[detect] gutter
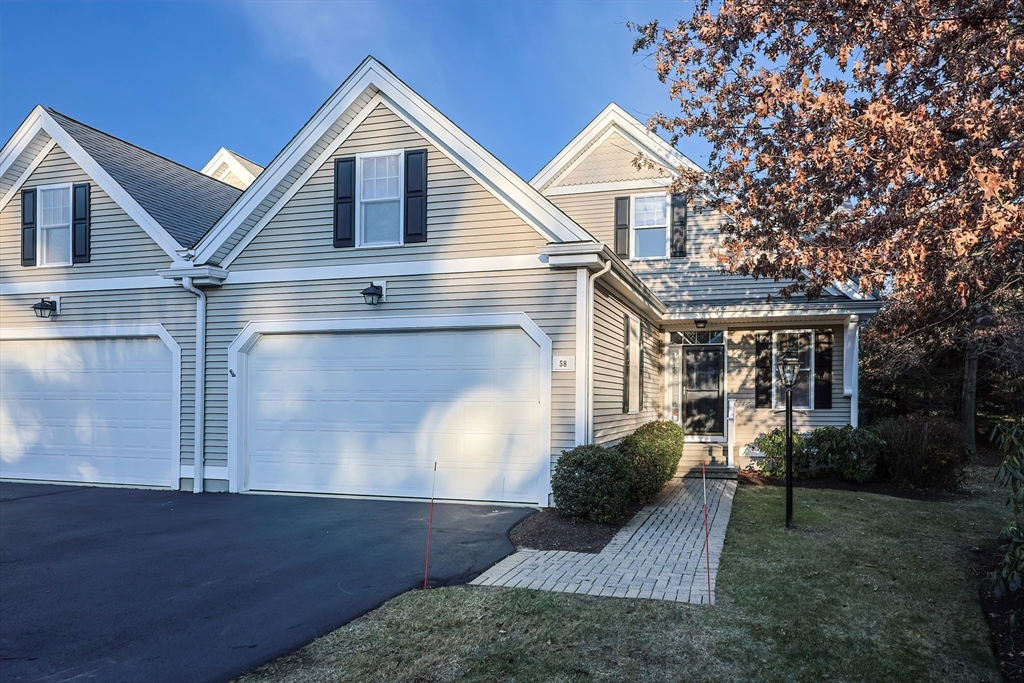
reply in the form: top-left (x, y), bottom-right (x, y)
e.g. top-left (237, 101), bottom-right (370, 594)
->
top-left (586, 260), bottom-right (612, 442)
top-left (180, 276), bottom-right (207, 493)
top-left (158, 265), bottom-right (226, 493)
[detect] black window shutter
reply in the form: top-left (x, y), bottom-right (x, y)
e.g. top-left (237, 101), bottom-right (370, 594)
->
top-left (72, 183), bottom-right (91, 263)
top-left (614, 196), bottom-right (630, 258)
top-left (21, 188), bottom-right (36, 266)
top-left (814, 330), bottom-right (834, 409)
top-left (755, 332), bottom-right (772, 408)
top-left (333, 157), bottom-right (356, 248)
top-left (670, 194), bottom-right (687, 257)
top-left (623, 314), bottom-right (631, 413)
top-left (638, 322), bottom-right (645, 410)
top-left (404, 149), bottom-right (427, 243)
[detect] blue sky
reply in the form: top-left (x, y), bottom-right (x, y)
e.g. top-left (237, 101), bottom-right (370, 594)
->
top-left (0, 1), bottom-right (707, 180)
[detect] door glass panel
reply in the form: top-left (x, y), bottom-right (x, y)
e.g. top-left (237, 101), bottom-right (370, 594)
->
top-left (684, 346), bottom-right (724, 435)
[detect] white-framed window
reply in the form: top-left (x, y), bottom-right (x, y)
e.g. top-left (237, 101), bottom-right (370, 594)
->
top-left (631, 193), bottom-right (669, 259)
top-left (356, 150), bottom-right (403, 247)
top-left (626, 314), bottom-right (642, 414)
top-left (37, 184), bottom-right (72, 267)
top-left (772, 330), bottom-right (814, 410)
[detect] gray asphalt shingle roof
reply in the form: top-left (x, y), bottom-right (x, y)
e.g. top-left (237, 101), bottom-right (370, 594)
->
top-left (47, 109), bottom-right (242, 249)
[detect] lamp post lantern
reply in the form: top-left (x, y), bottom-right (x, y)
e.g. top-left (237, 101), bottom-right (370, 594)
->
top-left (777, 349), bottom-right (801, 529)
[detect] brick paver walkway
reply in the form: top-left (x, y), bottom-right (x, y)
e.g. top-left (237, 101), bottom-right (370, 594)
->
top-left (471, 478), bottom-right (736, 604)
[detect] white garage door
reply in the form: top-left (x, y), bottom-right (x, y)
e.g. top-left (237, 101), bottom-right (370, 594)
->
top-left (0, 337), bottom-right (175, 487)
top-left (245, 327), bottom-right (544, 503)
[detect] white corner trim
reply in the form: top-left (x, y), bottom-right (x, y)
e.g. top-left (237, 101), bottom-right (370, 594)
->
top-left (0, 137), bottom-right (57, 212)
top-left (194, 57), bottom-right (595, 265)
top-left (531, 103), bottom-right (703, 191)
top-left (200, 148), bottom-right (259, 187)
top-left (225, 253), bottom-right (545, 286)
top-left (0, 323), bottom-right (183, 490)
top-left (225, 312), bottom-right (553, 505)
top-left (180, 464), bottom-right (229, 481)
top-left (0, 275), bottom-right (177, 296)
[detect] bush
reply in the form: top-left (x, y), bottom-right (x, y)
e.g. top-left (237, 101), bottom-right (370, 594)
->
top-left (618, 421), bottom-right (686, 503)
top-left (551, 445), bottom-right (632, 523)
top-left (805, 425), bottom-right (883, 484)
top-left (992, 422), bottom-right (1024, 605)
top-left (875, 415), bottom-right (970, 490)
top-left (751, 428), bottom-right (809, 478)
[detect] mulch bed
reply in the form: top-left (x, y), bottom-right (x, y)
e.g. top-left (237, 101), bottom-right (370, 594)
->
top-left (736, 469), bottom-right (971, 502)
top-left (509, 503), bottom-right (645, 554)
top-left (974, 544), bottom-right (1024, 682)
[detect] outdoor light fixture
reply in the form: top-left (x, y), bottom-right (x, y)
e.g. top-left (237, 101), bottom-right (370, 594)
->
top-left (776, 348), bottom-right (800, 529)
top-left (361, 283), bottom-right (384, 306)
top-left (31, 298), bottom-right (59, 320)
top-left (694, 319), bottom-right (708, 329)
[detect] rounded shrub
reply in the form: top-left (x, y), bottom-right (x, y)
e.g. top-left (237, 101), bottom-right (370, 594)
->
top-left (752, 427), bottom-right (809, 478)
top-left (874, 415), bottom-right (970, 490)
top-left (551, 445), bottom-right (632, 523)
top-left (618, 420), bottom-right (685, 503)
top-left (804, 425), bottom-right (883, 484)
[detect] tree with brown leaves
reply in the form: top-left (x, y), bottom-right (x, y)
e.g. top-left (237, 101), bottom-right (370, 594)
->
top-left (632, 0), bottom-right (1023, 452)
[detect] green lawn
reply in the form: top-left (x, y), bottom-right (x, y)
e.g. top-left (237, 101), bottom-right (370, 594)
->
top-left (238, 466), bottom-right (1009, 682)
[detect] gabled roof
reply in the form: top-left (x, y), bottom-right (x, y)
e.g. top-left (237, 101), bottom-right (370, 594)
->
top-left (0, 107), bottom-right (243, 259)
top-left (201, 147), bottom-right (263, 190)
top-left (531, 103), bottom-right (704, 193)
top-left (193, 56), bottom-right (597, 266)
top-left (47, 110), bottom-right (243, 249)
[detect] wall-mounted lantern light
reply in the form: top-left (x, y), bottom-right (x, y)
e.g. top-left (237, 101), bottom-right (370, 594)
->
top-left (31, 297), bottom-right (60, 320)
top-left (361, 282), bottom-right (385, 306)
top-left (694, 319), bottom-right (708, 329)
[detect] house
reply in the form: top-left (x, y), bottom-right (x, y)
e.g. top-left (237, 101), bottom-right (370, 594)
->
top-left (0, 57), bottom-right (879, 505)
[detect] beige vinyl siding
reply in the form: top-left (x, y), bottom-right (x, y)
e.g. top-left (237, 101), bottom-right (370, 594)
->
top-left (210, 86), bottom-right (379, 264)
top-left (201, 268), bottom-right (579, 475)
top-left (230, 102), bottom-right (545, 269)
top-left (549, 187), bottom-right (799, 307)
top-left (675, 324), bottom-right (851, 473)
top-left (0, 144), bottom-right (173, 283)
top-left (592, 281), bottom-right (662, 445)
top-left (554, 132), bottom-right (668, 188)
top-left (0, 287), bottom-right (198, 471)
top-left (1, 130), bottom-right (52, 199)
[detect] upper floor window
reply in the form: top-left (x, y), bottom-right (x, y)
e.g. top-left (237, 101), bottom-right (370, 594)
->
top-left (38, 185), bottom-right (72, 266)
top-left (358, 151), bottom-right (403, 247)
top-left (631, 194), bottom-right (668, 259)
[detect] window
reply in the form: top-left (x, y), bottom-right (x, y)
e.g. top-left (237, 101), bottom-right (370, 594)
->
top-left (626, 315), bottom-right (642, 413)
top-left (668, 331), bottom-right (725, 436)
top-left (37, 185), bottom-right (72, 266)
top-left (631, 194), bottom-right (668, 259)
top-left (772, 331), bottom-right (814, 409)
top-left (357, 151), bottom-right (402, 246)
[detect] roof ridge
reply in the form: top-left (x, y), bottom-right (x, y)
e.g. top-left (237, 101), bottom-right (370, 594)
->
top-left (223, 148), bottom-right (263, 169)
top-left (45, 107), bottom-right (242, 191)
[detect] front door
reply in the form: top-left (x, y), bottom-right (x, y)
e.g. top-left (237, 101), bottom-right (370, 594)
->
top-left (667, 331), bottom-right (726, 438)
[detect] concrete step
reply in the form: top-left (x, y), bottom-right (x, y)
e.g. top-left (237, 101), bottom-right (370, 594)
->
top-left (679, 465), bottom-right (738, 480)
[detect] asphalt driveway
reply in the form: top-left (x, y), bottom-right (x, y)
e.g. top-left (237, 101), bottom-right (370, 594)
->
top-left (0, 482), bottom-right (531, 683)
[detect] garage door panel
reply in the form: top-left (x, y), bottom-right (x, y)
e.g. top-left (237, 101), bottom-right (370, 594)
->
top-left (0, 337), bottom-right (174, 487)
top-left (246, 328), bottom-right (544, 503)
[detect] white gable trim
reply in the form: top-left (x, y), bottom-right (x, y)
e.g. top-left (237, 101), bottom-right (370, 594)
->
top-left (193, 57), bottom-right (594, 265)
top-left (0, 138), bottom-right (56, 211)
top-left (546, 126), bottom-right (672, 191)
top-left (531, 103), bottom-right (703, 191)
top-left (0, 107), bottom-right (187, 264)
top-left (200, 148), bottom-right (259, 188)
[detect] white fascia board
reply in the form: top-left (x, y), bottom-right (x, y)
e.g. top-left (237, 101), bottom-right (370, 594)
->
top-left (200, 148), bottom-right (258, 186)
top-left (0, 108), bottom-right (187, 265)
top-left (157, 265), bottom-right (229, 287)
top-left (194, 57), bottom-right (594, 265)
top-left (543, 178), bottom-right (673, 197)
top-left (531, 103), bottom-right (704, 191)
top-left (0, 138), bottom-right (56, 211)
top-left (0, 275), bottom-right (177, 295)
top-left (662, 301), bottom-right (881, 321)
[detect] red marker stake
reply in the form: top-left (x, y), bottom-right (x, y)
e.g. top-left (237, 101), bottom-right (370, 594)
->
top-left (424, 461), bottom-right (437, 590)
top-left (702, 460), bottom-right (713, 609)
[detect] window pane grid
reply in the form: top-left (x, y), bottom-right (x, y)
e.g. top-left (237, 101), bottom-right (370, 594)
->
top-left (358, 153), bottom-right (402, 246)
top-left (633, 196), bottom-right (666, 228)
top-left (39, 187), bottom-right (71, 228)
top-left (37, 187), bottom-right (72, 265)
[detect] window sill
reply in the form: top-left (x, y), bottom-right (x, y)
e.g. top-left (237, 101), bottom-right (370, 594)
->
top-left (354, 242), bottom-right (404, 250)
top-left (684, 435), bottom-right (726, 443)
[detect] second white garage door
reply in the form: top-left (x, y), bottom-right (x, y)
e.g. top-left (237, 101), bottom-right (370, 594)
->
top-left (245, 327), bottom-right (544, 503)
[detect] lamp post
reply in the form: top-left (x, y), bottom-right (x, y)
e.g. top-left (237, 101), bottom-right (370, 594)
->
top-left (777, 349), bottom-right (800, 529)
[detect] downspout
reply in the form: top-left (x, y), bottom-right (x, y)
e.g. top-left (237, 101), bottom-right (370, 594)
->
top-left (586, 259), bottom-right (613, 443)
top-left (181, 276), bottom-right (206, 493)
